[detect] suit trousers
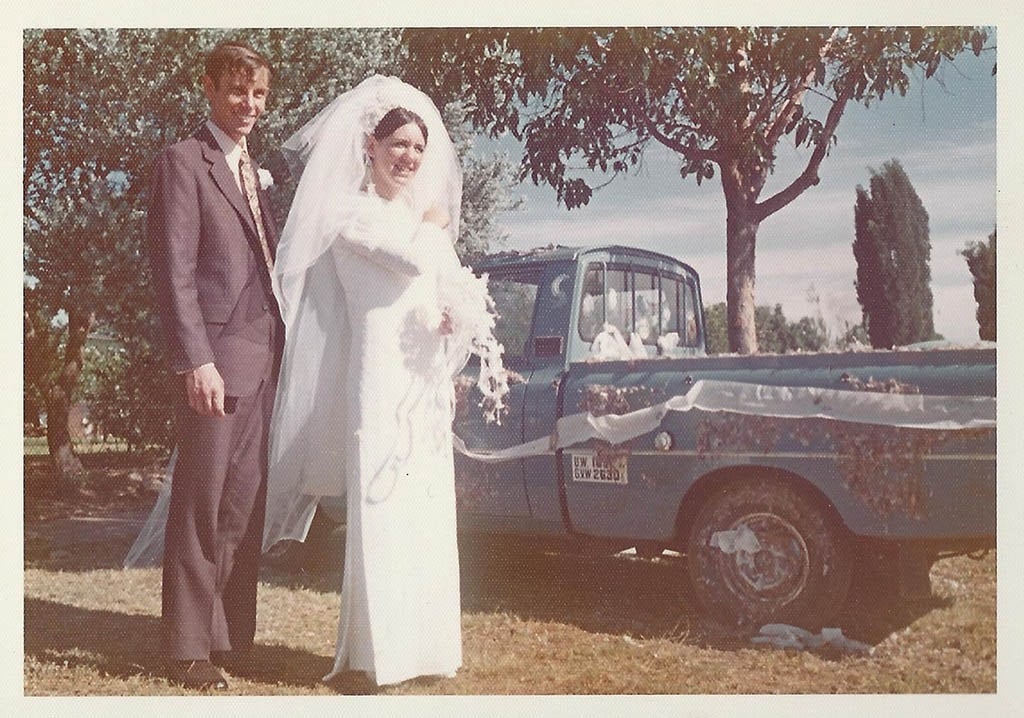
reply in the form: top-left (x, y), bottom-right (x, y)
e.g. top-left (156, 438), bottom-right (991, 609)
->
top-left (161, 376), bottom-right (275, 660)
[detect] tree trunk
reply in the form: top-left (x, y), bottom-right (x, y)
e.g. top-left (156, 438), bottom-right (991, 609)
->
top-left (23, 308), bottom-right (47, 430)
top-left (46, 307), bottom-right (93, 484)
top-left (722, 163), bottom-right (762, 355)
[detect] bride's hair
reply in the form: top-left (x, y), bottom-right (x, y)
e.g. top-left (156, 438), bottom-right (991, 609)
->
top-left (373, 107), bottom-right (429, 143)
top-left (276, 75), bottom-right (462, 282)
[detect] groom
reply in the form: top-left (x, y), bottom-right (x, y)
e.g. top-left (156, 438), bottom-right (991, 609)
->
top-left (148, 41), bottom-right (283, 690)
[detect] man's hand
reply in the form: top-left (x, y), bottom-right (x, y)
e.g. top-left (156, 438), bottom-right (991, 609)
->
top-left (185, 363), bottom-right (226, 417)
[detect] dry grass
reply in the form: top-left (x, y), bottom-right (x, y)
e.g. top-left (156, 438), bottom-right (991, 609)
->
top-left (23, 454), bottom-right (997, 696)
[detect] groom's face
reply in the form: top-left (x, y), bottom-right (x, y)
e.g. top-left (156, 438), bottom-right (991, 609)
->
top-left (203, 66), bottom-right (270, 145)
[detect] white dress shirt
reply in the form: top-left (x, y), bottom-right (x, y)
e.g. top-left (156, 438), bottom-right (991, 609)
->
top-left (206, 119), bottom-right (246, 194)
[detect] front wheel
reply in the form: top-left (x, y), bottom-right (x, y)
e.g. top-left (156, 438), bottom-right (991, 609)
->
top-left (686, 477), bottom-right (852, 629)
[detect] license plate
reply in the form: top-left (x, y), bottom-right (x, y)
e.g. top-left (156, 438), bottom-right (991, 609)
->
top-left (570, 452), bottom-right (628, 485)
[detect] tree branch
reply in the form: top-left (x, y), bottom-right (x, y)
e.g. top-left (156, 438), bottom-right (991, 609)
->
top-left (764, 28), bottom-right (841, 149)
top-left (754, 83), bottom-right (852, 222)
top-left (748, 78), bottom-right (786, 139)
top-left (642, 113), bottom-right (718, 163)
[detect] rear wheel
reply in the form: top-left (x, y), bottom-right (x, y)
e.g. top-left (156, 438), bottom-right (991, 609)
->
top-left (686, 477), bottom-right (852, 629)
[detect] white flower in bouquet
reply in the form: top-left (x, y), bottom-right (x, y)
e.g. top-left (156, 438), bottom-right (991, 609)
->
top-left (438, 266), bottom-right (512, 424)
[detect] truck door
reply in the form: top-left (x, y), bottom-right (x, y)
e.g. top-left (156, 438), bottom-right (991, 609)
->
top-left (452, 265), bottom-right (548, 530)
top-left (562, 261), bottom-right (705, 539)
top-left (520, 262), bottom-right (577, 527)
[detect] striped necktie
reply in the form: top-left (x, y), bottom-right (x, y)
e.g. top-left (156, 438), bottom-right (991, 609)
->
top-left (239, 147), bottom-right (274, 272)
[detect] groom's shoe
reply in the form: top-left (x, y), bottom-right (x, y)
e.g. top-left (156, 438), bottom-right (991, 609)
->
top-left (211, 648), bottom-right (256, 677)
top-left (167, 659), bottom-right (229, 690)
top-left (213, 648), bottom-right (286, 679)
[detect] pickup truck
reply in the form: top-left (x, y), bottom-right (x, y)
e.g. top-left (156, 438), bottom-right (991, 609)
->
top-left (446, 244), bottom-right (996, 629)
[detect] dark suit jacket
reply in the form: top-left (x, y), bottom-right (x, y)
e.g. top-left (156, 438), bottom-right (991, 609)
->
top-left (148, 125), bottom-right (283, 397)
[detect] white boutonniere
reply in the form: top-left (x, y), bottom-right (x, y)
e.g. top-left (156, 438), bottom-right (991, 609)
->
top-left (257, 167), bottom-right (274, 190)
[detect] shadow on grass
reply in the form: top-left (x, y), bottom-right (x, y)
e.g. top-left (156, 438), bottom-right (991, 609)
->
top-left (835, 577), bottom-right (953, 646)
top-left (266, 527), bottom-right (951, 650)
top-left (26, 466), bottom-right (954, 661)
top-left (456, 536), bottom-right (954, 651)
top-left (28, 509), bottom-right (954, 659)
top-left (460, 541), bottom-right (711, 637)
top-left (26, 516), bottom-right (153, 573)
top-left (143, 521), bottom-right (959, 654)
top-left (23, 597), bottom-right (353, 693)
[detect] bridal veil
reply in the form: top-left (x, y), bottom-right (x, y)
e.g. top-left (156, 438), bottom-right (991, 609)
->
top-left (262, 75), bottom-right (464, 550)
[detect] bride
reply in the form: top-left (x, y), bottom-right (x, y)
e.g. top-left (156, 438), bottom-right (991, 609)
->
top-left (262, 75), bottom-right (497, 686)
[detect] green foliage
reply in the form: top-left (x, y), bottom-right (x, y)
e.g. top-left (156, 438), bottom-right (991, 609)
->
top-left (406, 27), bottom-right (988, 211)
top-left (442, 101), bottom-right (522, 257)
top-left (852, 159), bottom-right (936, 349)
top-left (704, 302), bottom-right (830, 355)
top-left (25, 29), bottom-right (219, 456)
top-left (23, 286), bottom-right (62, 429)
top-left (24, 28), bottom-right (520, 451)
top-left (78, 337), bottom-right (176, 451)
top-left (703, 302), bottom-right (729, 355)
top-left (833, 321), bottom-right (871, 351)
top-left (405, 26), bottom-right (990, 353)
top-left (962, 228), bottom-right (996, 341)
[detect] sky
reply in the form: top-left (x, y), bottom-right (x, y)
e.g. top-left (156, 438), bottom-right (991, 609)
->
top-left (482, 41), bottom-right (996, 345)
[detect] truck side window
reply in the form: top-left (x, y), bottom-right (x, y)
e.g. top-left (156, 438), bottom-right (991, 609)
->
top-left (655, 272), bottom-right (701, 352)
top-left (682, 278), bottom-right (699, 346)
top-left (605, 267), bottom-right (631, 339)
top-left (665, 274), bottom-right (682, 339)
top-left (578, 263), bottom-right (605, 341)
top-left (578, 262), bottom-right (700, 354)
top-left (634, 269), bottom-right (661, 346)
top-left (488, 273), bottom-right (541, 361)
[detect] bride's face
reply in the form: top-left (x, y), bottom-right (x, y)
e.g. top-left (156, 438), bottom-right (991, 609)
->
top-left (367, 122), bottom-right (427, 200)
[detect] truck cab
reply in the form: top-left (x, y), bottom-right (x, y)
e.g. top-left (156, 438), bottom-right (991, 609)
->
top-left (452, 245), bottom-right (996, 629)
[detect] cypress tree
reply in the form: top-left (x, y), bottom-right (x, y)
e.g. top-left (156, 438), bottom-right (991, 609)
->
top-left (852, 160), bottom-right (935, 348)
top-left (962, 228), bottom-right (996, 341)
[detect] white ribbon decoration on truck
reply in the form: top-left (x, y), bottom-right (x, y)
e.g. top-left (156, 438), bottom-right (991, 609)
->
top-left (126, 378), bottom-right (994, 567)
top-left (452, 378), bottom-right (996, 464)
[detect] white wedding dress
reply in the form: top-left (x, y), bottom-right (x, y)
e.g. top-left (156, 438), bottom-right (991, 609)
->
top-left (313, 192), bottom-right (463, 684)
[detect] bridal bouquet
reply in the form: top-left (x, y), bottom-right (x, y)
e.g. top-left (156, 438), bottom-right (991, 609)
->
top-left (436, 265), bottom-right (512, 424)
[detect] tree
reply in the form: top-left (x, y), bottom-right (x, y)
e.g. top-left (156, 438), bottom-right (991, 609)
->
top-left (24, 28), bottom-right (519, 483)
top-left (26, 31), bottom-right (196, 476)
top-left (834, 320), bottom-right (871, 351)
top-left (852, 159), bottom-right (935, 348)
top-left (962, 228), bottom-right (995, 341)
top-left (704, 302), bottom-right (829, 355)
top-left (404, 26), bottom-right (990, 353)
top-left (23, 285), bottom-right (62, 432)
top-left (439, 101), bottom-right (522, 257)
